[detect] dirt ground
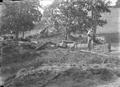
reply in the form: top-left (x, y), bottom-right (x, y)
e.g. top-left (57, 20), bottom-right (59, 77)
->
top-left (1, 47), bottom-right (120, 87)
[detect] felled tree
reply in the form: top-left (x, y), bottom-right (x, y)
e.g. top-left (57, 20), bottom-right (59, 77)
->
top-left (1, 0), bottom-right (42, 40)
top-left (49, 0), bottom-right (110, 40)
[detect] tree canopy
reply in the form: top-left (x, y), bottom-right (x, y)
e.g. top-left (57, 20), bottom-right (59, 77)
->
top-left (44, 0), bottom-right (110, 40)
top-left (0, 0), bottom-right (42, 39)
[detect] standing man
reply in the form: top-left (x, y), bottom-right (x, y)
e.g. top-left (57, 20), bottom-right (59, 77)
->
top-left (87, 29), bottom-right (95, 51)
top-left (108, 42), bottom-right (111, 52)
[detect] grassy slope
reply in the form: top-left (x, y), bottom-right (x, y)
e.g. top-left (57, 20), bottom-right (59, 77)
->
top-left (3, 49), bottom-right (120, 87)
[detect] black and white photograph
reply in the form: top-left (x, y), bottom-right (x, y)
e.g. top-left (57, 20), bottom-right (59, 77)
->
top-left (0, 0), bottom-right (120, 87)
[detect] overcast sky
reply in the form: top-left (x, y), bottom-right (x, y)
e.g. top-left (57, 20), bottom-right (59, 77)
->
top-left (40, 0), bottom-right (118, 7)
top-left (38, 0), bottom-right (118, 14)
top-left (106, 0), bottom-right (118, 6)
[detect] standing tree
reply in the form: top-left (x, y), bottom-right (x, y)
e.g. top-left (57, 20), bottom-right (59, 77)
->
top-left (40, 0), bottom-right (62, 37)
top-left (47, 0), bottom-right (110, 41)
top-left (0, 0), bottom-right (42, 40)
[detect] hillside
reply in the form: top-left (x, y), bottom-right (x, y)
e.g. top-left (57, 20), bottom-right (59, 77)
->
top-left (2, 48), bottom-right (120, 87)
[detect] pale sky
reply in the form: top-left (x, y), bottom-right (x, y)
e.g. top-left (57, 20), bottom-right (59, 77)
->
top-left (39, 0), bottom-right (118, 14)
top-left (40, 0), bottom-right (54, 7)
top-left (40, 0), bottom-right (118, 7)
top-left (105, 0), bottom-right (118, 6)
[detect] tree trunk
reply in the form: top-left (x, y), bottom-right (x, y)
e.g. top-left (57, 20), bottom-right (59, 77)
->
top-left (88, 38), bottom-right (92, 51)
top-left (65, 28), bottom-right (68, 40)
top-left (92, 5), bottom-right (97, 37)
top-left (65, 33), bottom-right (67, 40)
top-left (22, 32), bottom-right (25, 38)
top-left (15, 31), bottom-right (19, 45)
top-left (87, 8), bottom-right (97, 51)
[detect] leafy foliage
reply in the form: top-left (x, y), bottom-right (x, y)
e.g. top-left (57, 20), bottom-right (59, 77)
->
top-left (0, 0), bottom-right (42, 39)
top-left (44, 0), bottom-right (110, 40)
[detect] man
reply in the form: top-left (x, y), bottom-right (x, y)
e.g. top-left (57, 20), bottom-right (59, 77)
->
top-left (87, 29), bottom-right (95, 51)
